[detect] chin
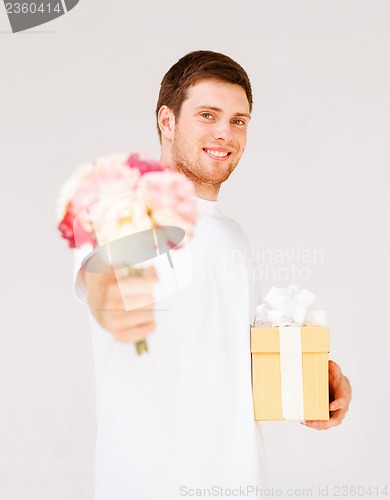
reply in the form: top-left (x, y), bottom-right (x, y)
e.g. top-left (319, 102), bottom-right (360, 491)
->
top-left (201, 170), bottom-right (234, 185)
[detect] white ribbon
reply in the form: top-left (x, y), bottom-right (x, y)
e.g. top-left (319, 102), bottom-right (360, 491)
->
top-left (254, 285), bottom-right (327, 327)
top-left (279, 326), bottom-right (305, 420)
top-left (254, 286), bottom-right (328, 420)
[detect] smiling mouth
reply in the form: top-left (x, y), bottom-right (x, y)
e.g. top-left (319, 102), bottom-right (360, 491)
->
top-left (203, 149), bottom-right (232, 160)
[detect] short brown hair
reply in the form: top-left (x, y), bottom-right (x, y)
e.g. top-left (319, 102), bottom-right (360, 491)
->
top-left (155, 50), bottom-right (253, 142)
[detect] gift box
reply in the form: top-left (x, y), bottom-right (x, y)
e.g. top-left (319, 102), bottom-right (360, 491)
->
top-left (251, 286), bottom-right (330, 421)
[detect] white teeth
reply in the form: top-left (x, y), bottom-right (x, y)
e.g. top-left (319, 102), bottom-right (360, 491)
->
top-left (206, 149), bottom-right (229, 157)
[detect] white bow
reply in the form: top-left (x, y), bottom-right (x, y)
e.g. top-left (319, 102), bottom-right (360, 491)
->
top-left (255, 285), bottom-right (327, 326)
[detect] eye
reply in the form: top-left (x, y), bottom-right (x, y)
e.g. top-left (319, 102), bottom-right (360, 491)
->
top-left (200, 112), bottom-right (213, 120)
top-left (232, 118), bottom-right (246, 126)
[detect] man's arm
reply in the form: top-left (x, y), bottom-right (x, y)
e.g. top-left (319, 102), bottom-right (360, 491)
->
top-left (301, 360), bottom-right (352, 430)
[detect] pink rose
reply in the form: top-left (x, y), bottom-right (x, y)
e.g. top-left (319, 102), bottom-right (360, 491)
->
top-left (140, 171), bottom-right (198, 238)
top-left (58, 207), bottom-right (94, 248)
top-left (126, 153), bottom-right (167, 175)
top-left (71, 164), bottom-right (140, 216)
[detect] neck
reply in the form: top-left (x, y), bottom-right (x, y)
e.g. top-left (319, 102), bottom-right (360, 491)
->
top-left (193, 183), bottom-right (220, 201)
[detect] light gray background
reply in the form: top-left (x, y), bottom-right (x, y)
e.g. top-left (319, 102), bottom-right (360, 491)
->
top-left (1, 1), bottom-right (389, 499)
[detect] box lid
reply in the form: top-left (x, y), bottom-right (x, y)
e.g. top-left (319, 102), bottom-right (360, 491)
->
top-left (250, 326), bottom-right (330, 353)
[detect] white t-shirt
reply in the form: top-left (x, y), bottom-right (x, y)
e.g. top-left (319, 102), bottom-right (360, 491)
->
top-left (74, 197), bottom-right (269, 500)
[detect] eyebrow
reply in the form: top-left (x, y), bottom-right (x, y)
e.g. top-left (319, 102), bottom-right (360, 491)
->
top-left (195, 106), bottom-right (251, 119)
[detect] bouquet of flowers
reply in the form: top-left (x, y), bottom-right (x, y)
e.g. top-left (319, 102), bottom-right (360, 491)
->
top-left (57, 153), bottom-right (198, 354)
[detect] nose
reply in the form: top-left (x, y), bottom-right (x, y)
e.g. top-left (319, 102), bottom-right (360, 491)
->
top-left (212, 120), bottom-right (234, 143)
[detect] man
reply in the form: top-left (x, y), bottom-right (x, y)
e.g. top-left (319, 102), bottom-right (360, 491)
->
top-left (75, 50), bottom-right (351, 499)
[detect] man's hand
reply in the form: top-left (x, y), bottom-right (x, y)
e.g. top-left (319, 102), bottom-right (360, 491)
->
top-left (80, 266), bottom-right (159, 344)
top-left (301, 360), bottom-right (352, 430)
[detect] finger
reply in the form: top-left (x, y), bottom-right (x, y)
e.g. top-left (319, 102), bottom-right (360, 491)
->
top-left (300, 419), bottom-right (334, 430)
top-left (90, 286), bottom-right (152, 312)
top-left (329, 408), bottom-right (347, 424)
top-left (94, 293), bottom-right (155, 312)
top-left (301, 407), bottom-right (347, 430)
top-left (328, 359), bottom-right (341, 373)
top-left (115, 273), bottom-right (157, 295)
top-left (300, 420), bottom-right (329, 430)
top-left (98, 302), bottom-right (154, 335)
top-left (116, 282), bottom-right (156, 309)
top-left (329, 397), bottom-right (348, 412)
top-left (112, 308), bottom-right (154, 331)
top-left (122, 293), bottom-right (156, 310)
top-left (330, 376), bottom-right (352, 405)
top-left (114, 322), bottom-right (155, 343)
top-left (88, 285), bottom-right (124, 311)
top-left (328, 360), bottom-right (342, 384)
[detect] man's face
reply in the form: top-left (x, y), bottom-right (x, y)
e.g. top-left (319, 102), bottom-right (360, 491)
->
top-left (170, 78), bottom-right (251, 189)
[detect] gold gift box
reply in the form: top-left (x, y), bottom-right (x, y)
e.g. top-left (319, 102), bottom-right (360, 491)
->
top-left (250, 325), bottom-right (330, 421)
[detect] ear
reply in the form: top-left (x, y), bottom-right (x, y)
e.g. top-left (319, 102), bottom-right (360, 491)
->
top-left (158, 105), bottom-right (175, 141)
